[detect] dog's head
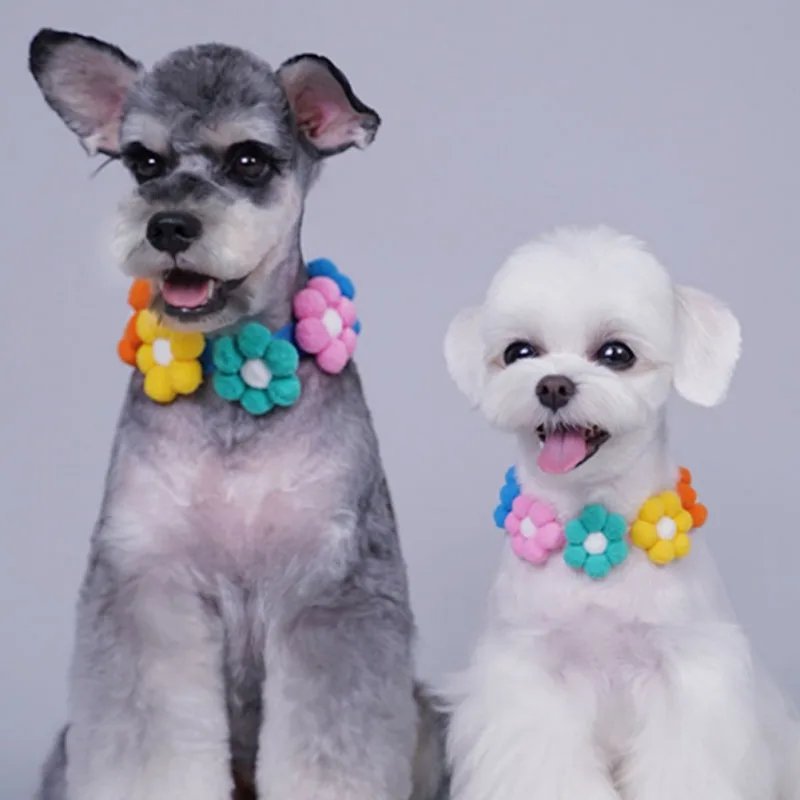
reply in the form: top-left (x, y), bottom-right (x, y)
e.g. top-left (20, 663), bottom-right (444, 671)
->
top-left (445, 226), bottom-right (741, 479)
top-left (29, 29), bottom-right (380, 332)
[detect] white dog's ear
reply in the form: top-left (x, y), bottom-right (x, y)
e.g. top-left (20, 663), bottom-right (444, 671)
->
top-left (444, 306), bottom-right (487, 405)
top-left (673, 285), bottom-right (741, 407)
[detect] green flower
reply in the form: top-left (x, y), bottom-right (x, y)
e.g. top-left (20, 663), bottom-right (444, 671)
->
top-left (563, 504), bottom-right (628, 580)
top-left (211, 322), bottom-right (301, 416)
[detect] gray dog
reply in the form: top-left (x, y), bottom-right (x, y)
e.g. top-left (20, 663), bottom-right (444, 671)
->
top-left (29, 28), bottom-right (447, 800)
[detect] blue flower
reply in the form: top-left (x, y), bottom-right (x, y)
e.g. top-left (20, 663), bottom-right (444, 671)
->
top-left (563, 504), bottom-right (629, 580)
top-left (494, 466), bottom-right (521, 528)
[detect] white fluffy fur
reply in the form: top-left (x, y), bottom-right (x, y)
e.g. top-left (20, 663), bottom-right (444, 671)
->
top-left (444, 226), bottom-right (799, 800)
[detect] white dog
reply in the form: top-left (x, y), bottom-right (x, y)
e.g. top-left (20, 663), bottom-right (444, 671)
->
top-left (443, 226), bottom-right (799, 800)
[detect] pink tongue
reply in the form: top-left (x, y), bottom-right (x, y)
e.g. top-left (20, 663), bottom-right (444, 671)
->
top-left (538, 430), bottom-right (588, 474)
top-left (162, 280), bottom-right (210, 309)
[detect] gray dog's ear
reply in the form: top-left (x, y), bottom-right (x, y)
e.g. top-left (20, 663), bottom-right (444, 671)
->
top-left (277, 54), bottom-right (380, 157)
top-left (444, 306), bottom-right (488, 406)
top-left (673, 285), bottom-right (741, 407)
top-left (28, 28), bottom-right (141, 156)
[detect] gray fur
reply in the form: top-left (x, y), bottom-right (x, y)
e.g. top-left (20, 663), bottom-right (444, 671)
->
top-left (29, 28), bottom-right (447, 800)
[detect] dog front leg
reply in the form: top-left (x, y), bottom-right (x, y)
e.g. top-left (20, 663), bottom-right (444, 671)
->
top-left (620, 628), bottom-right (775, 800)
top-left (64, 555), bottom-right (232, 800)
top-left (447, 636), bottom-right (621, 800)
top-left (257, 586), bottom-right (417, 799)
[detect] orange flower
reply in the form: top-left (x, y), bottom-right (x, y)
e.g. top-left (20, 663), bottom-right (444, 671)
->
top-left (677, 467), bottom-right (708, 528)
top-left (117, 279), bottom-right (152, 365)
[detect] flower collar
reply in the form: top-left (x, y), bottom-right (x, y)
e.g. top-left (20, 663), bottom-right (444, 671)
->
top-left (494, 466), bottom-right (708, 577)
top-left (117, 258), bottom-right (361, 415)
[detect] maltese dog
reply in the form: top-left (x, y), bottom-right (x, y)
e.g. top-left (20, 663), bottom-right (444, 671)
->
top-left (443, 226), bottom-right (799, 800)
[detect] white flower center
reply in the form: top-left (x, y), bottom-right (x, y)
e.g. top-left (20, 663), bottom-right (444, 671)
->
top-left (240, 359), bottom-right (272, 389)
top-left (322, 308), bottom-right (344, 338)
top-left (519, 517), bottom-right (537, 539)
top-left (584, 531), bottom-right (608, 555)
top-left (153, 338), bottom-right (173, 367)
top-left (656, 516), bottom-right (677, 540)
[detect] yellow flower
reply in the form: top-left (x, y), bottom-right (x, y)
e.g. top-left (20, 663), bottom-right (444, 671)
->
top-left (630, 490), bottom-right (694, 565)
top-left (134, 310), bottom-right (205, 403)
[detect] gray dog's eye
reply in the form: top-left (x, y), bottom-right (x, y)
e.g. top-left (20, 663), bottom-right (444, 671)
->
top-left (121, 143), bottom-right (167, 184)
top-left (594, 340), bottom-right (636, 370)
top-left (225, 141), bottom-right (274, 185)
top-left (503, 341), bottom-right (540, 365)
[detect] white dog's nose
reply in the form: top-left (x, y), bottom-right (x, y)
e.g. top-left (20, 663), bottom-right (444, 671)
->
top-left (536, 375), bottom-right (576, 412)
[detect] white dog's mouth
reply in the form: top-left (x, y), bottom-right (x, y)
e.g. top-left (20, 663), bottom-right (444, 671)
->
top-left (158, 268), bottom-right (246, 319)
top-left (536, 424), bottom-right (610, 474)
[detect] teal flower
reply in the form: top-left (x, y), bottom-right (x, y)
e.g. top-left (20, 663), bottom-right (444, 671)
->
top-left (563, 504), bottom-right (628, 580)
top-left (211, 322), bottom-right (301, 415)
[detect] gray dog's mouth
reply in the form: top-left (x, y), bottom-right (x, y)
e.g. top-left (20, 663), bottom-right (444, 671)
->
top-left (535, 424), bottom-right (610, 474)
top-left (159, 268), bottom-right (245, 319)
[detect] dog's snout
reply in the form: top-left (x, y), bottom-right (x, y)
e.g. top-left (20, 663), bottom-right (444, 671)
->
top-left (146, 211), bottom-right (203, 255)
top-left (536, 375), bottom-right (576, 412)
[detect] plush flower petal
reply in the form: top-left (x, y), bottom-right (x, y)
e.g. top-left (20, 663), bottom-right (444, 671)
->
top-left (169, 360), bottom-right (203, 395)
top-left (337, 297), bottom-right (357, 328)
top-left (580, 504), bottom-right (608, 532)
top-left (529, 501), bottom-right (556, 527)
top-left (674, 533), bottom-right (691, 558)
top-left (565, 519), bottom-right (587, 545)
top-left (136, 344), bottom-right (156, 374)
top-left (237, 322), bottom-right (271, 360)
top-left (631, 520), bottom-right (658, 550)
top-left (677, 483), bottom-right (697, 508)
top-left (265, 339), bottom-right (300, 377)
top-left (564, 544), bottom-right (588, 569)
top-left (296, 318), bottom-right (331, 354)
top-left (241, 388), bottom-right (273, 416)
top-left (124, 314), bottom-right (141, 346)
top-left (317, 339), bottom-right (349, 374)
top-left (213, 337), bottom-right (244, 374)
top-left (648, 540), bottom-right (676, 565)
top-left (512, 536), bottom-right (548, 565)
top-left (584, 554), bottom-right (611, 580)
top-left (537, 521), bottom-right (565, 550)
top-left (690, 504), bottom-right (708, 527)
top-left (144, 365), bottom-right (176, 403)
top-left (511, 495), bottom-right (533, 518)
top-left (606, 539), bottom-right (629, 566)
top-left (639, 496), bottom-right (665, 524)
top-left (128, 279), bottom-right (152, 311)
top-left (675, 509), bottom-right (693, 534)
top-left (293, 287), bottom-right (327, 319)
top-left (267, 375), bottom-right (301, 407)
top-left (135, 309), bottom-right (161, 344)
top-left (504, 514), bottom-right (520, 536)
top-left (170, 332), bottom-right (205, 360)
top-left (603, 513), bottom-right (627, 541)
top-left (499, 482), bottom-right (519, 509)
top-left (213, 372), bottom-right (245, 401)
top-left (118, 338), bottom-right (138, 366)
top-left (339, 327), bottom-right (358, 356)
top-left (663, 491), bottom-right (682, 517)
top-left (307, 275), bottom-right (341, 304)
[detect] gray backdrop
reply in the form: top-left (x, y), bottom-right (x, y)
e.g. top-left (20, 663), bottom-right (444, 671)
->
top-left (2, 0), bottom-right (798, 794)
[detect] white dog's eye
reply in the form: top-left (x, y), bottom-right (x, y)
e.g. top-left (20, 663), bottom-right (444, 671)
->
top-left (594, 340), bottom-right (636, 371)
top-left (503, 340), bottom-right (540, 365)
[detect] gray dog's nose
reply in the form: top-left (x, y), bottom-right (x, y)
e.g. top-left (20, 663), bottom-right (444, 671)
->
top-left (146, 211), bottom-right (203, 255)
top-left (536, 374), bottom-right (576, 412)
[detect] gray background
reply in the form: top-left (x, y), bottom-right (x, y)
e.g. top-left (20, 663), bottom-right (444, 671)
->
top-left (1, 0), bottom-right (798, 794)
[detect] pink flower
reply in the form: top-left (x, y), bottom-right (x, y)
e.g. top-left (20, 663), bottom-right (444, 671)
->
top-left (293, 276), bottom-right (358, 374)
top-left (504, 495), bottom-right (565, 565)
